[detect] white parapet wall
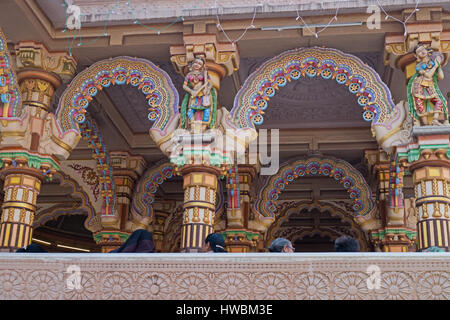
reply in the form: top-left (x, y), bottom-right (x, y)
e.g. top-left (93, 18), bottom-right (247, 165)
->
top-left (0, 252), bottom-right (449, 300)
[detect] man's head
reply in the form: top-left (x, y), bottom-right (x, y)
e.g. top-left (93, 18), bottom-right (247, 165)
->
top-left (204, 233), bottom-right (226, 252)
top-left (334, 236), bottom-right (360, 252)
top-left (268, 238), bottom-right (295, 253)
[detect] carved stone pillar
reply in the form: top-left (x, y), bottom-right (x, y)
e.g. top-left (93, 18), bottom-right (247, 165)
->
top-left (397, 128), bottom-right (450, 251)
top-left (0, 36), bottom-right (77, 251)
top-left (224, 165), bottom-right (262, 252)
top-left (13, 41), bottom-right (77, 154)
top-left (178, 165), bottom-right (222, 252)
top-left (366, 150), bottom-right (416, 252)
top-left (0, 155), bottom-right (58, 252)
top-left (93, 152), bottom-right (146, 252)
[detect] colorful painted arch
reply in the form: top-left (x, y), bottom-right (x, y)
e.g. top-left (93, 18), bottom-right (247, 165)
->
top-left (131, 162), bottom-right (226, 222)
top-left (131, 162), bottom-right (175, 220)
top-left (56, 56), bottom-right (179, 134)
top-left (231, 47), bottom-right (396, 129)
top-left (0, 28), bottom-right (21, 119)
top-left (255, 156), bottom-right (378, 230)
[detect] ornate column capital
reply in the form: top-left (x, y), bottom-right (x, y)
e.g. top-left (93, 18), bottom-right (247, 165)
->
top-left (109, 151), bottom-right (146, 180)
top-left (170, 34), bottom-right (239, 79)
top-left (0, 148), bottom-right (60, 181)
top-left (384, 7), bottom-right (448, 77)
top-left (14, 41), bottom-right (77, 112)
top-left (14, 41), bottom-right (77, 84)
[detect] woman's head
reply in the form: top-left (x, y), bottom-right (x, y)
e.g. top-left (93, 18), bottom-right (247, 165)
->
top-left (268, 238), bottom-right (294, 253)
top-left (204, 233), bottom-right (226, 252)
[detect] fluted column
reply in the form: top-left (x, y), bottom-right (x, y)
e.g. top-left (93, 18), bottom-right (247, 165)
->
top-left (224, 165), bottom-right (262, 252)
top-left (179, 166), bottom-right (221, 252)
top-left (0, 156), bottom-right (58, 251)
top-left (365, 150), bottom-right (416, 252)
top-left (0, 39), bottom-right (76, 252)
top-left (94, 152), bottom-right (146, 252)
top-left (169, 33), bottom-right (241, 252)
top-left (412, 163), bottom-right (450, 251)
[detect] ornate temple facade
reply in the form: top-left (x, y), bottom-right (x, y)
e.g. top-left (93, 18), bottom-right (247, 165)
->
top-left (0, 0), bottom-right (450, 300)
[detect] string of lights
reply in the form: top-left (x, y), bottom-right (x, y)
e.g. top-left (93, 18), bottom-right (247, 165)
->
top-left (213, 0), bottom-right (259, 47)
top-left (376, 0), bottom-right (420, 36)
top-left (61, 0), bottom-right (421, 55)
top-left (293, 0), bottom-right (340, 39)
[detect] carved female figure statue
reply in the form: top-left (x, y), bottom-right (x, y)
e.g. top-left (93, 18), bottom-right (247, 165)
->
top-left (180, 57), bottom-right (217, 131)
top-left (408, 43), bottom-right (448, 126)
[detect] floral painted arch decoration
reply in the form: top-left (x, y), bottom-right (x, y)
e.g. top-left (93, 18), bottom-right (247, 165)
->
top-left (56, 56), bottom-right (179, 134)
top-left (131, 162), bottom-right (225, 222)
top-left (231, 47), bottom-right (396, 129)
top-left (131, 162), bottom-right (175, 221)
top-left (255, 156), bottom-right (378, 230)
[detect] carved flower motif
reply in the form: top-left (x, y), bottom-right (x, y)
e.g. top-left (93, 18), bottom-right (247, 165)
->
top-left (137, 273), bottom-right (170, 300)
top-left (334, 272), bottom-right (369, 300)
top-left (376, 272), bottom-right (412, 300)
top-left (294, 272), bottom-right (330, 300)
top-left (176, 273), bottom-right (209, 299)
top-left (254, 273), bottom-right (290, 299)
top-left (0, 271), bottom-right (25, 299)
top-left (27, 271), bottom-right (61, 300)
top-left (417, 272), bottom-right (450, 300)
top-left (64, 272), bottom-right (97, 300)
top-left (214, 273), bottom-right (250, 300)
top-left (101, 272), bottom-right (134, 300)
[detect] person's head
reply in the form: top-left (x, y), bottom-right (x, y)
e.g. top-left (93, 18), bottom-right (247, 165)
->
top-left (334, 236), bottom-right (360, 252)
top-left (16, 243), bottom-right (48, 253)
top-left (268, 238), bottom-right (294, 253)
top-left (204, 233), bottom-right (226, 253)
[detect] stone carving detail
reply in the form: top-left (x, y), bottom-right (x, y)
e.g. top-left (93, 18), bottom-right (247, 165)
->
top-left (334, 272), bottom-right (370, 300)
top-left (376, 272), bottom-right (413, 300)
top-left (101, 272), bottom-right (134, 300)
top-left (64, 272), bottom-right (98, 300)
top-left (408, 43), bottom-right (448, 126)
top-left (0, 255), bottom-right (449, 300)
top-left (0, 271), bottom-right (25, 300)
top-left (137, 273), bottom-right (171, 300)
top-left (175, 272), bottom-right (209, 299)
top-left (294, 272), bottom-right (330, 300)
top-left (254, 273), bottom-right (291, 299)
top-left (416, 271), bottom-right (450, 300)
top-left (26, 270), bottom-right (61, 300)
top-left (213, 273), bottom-right (250, 300)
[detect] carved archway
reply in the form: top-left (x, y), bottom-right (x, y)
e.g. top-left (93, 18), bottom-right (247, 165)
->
top-left (34, 171), bottom-right (100, 233)
top-left (131, 161), bottom-right (175, 222)
top-left (265, 201), bottom-right (370, 251)
top-left (255, 156), bottom-right (379, 231)
top-left (55, 56), bottom-right (179, 135)
top-left (132, 162), bottom-right (226, 224)
top-left (231, 47), bottom-right (396, 130)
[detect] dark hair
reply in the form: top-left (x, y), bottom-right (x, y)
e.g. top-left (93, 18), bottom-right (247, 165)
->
top-left (268, 238), bottom-right (292, 252)
top-left (334, 236), bottom-right (360, 252)
top-left (16, 243), bottom-right (48, 253)
top-left (205, 233), bottom-right (226, 252)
